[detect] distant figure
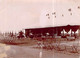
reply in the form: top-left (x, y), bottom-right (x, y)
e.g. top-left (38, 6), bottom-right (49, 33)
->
top-left (17, 31), bottom-right (24, 38)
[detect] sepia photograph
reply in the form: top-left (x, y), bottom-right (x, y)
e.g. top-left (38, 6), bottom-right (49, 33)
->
top-left (0, 0), bottom-right (79, 58)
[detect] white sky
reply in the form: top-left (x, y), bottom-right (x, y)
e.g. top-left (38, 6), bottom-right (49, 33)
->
top-left (0, 0), bottom-right (80, 33)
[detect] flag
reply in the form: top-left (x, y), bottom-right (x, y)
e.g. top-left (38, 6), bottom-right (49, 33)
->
top-left (46, 14), bottom-right (49, 16)
top-left (52, 12), bottom-right (56, 15)
top-left (78, 6), bottom-right (80, 9)
top-left (68, 8), bottom-right (71, 11)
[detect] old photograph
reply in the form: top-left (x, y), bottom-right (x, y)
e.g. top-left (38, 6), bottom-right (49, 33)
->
top-left (0, 0), bottom-right (79, 58)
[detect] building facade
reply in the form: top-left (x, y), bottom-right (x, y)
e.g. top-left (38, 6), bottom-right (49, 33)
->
top-left (25, 25), bottom-right (80, 39)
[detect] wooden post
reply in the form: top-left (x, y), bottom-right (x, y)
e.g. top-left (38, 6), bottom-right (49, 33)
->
top-left (71, 29), bottom-right (72, 37)
top-left (63, 29), bottom-right (64, 36)
top-left (78, 26), bottom-right (80, 37)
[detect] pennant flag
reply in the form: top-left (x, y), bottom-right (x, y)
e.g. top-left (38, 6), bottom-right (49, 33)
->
top-left (78, 6), bottom-right (80, 9)
top-left (68, 8), bottom-right (71, 11)
top-left (70, 13), bottom-right (72, 15)
top-left (55, 16), bottom-right (56, 18)
top-left (48, 17), bottom-right (50, 19)
top-left (62, 14), bottom-right (64, 17)
top-left (46, 14), bottom-right (49, 16)
top-left (52, 12), bottom-right (56, 15)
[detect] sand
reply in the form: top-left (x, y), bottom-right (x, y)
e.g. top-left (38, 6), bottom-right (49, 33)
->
top-left (0, 43), bottom-right (79, 58)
